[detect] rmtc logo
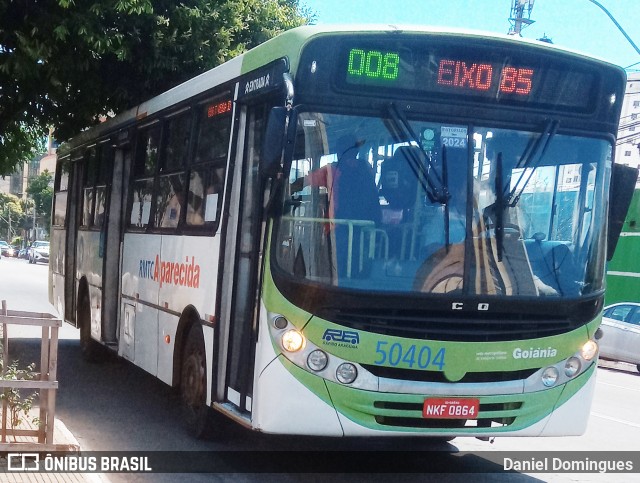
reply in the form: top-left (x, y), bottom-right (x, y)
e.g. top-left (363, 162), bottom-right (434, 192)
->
top-left (322, 329), bottom-right (360, 346)
top-left (139, 255), bottom-right (201, 288)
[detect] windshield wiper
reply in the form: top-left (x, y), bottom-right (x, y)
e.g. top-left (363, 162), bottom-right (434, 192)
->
top-left (488, 119), bottom-right (558, 261)
top-left (505, 119), bottom-right (559, 207)
top-left (385, 103), bottom-right (449, 203)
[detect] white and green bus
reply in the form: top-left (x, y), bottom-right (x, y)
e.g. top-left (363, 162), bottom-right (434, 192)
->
top-left (50, 25), bottom-right (634, 439)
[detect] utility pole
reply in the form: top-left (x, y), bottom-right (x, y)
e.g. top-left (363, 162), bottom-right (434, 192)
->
top-left (508, 0), bottom-right (535, 36)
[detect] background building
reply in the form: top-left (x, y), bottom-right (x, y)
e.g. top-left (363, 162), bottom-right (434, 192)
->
top-left (0, 133), bottom-right (56, 242)
top-left (615, 72), bottom-right (640, 181)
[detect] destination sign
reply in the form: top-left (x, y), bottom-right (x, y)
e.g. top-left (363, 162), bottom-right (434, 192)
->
top-left (206, 100), bottom-right (232, 118)
top-left (340, 40), bottom-right (599, 111)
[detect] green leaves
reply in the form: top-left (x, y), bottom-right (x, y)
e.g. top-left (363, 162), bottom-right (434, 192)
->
top-left (0, 0), bottom-right (314, 174)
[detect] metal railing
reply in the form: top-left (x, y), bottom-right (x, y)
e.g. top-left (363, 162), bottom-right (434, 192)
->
top-left (0, 300), bottom-right (75, 451)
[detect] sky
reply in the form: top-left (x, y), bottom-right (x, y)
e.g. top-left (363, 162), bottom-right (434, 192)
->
top-left (300, 0), bottom-right (640, 70)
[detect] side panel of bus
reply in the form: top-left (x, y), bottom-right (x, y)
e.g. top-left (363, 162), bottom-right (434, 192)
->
top-left (119, 233), bottom-right (219, 383)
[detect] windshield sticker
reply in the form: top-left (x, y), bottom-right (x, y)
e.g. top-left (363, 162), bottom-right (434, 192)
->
top-left (441, 126), bottom-right (468, 149)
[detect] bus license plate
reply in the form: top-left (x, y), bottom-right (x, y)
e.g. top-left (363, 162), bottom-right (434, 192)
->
top-left (423, 398), bottom-right (479, 419)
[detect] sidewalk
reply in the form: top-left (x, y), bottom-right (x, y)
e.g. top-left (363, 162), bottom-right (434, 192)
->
top-left (0, 308), bottom-right (106, 483)
top-left (0, 412), bottom-right (107, 483)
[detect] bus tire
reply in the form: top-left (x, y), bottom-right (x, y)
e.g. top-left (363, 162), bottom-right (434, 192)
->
top-left (180, 324), bottom-right (211, 438)
top-left (78, 289), bottom-right (105, 363)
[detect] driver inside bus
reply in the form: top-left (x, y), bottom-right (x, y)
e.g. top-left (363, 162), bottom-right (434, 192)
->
top-left (290, 133), bottom-right (381, 276)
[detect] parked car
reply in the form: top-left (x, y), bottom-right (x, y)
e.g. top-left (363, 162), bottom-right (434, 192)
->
top-left (28, 240), bottom-right (50, 264)
top-left (0, 240), bottom-right (10, 258)
top-left (599, 303), bottom-right (640, 373)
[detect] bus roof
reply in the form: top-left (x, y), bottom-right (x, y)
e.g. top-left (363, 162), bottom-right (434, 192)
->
top-left (59, 24), bottom-right (624, 155)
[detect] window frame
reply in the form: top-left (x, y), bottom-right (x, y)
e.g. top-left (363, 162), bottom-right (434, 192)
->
top-left (125, 90), bottom-right (234, 236)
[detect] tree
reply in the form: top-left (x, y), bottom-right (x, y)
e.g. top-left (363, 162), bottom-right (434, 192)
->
top-left (26, 170), bottom-right (53, 236)
top-left (0, 192), bottom-right (26, 243)
top-left (0, 0), bottom-right (314, 174)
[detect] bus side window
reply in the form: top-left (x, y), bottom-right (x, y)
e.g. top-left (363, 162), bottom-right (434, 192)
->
top-left (187, 167), bottom-right (224, 225)
top-left (53, 158), bottom-right (70, 227)
top-left (82, 148), bottom-right (97, 227)
top-left (156, 173), bottom-right (186, 228)
top-left (94, 145), bottom-right (113, 227)
top-left (155, 112), bottom-right (190, 229)
top-left (186, 97), bottom-right (231, 230)
top-left (128, 125), bottom-right (160, 229)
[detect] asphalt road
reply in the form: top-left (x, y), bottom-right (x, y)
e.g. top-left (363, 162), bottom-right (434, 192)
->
top-left (1, 256), bottom-right (639, 482)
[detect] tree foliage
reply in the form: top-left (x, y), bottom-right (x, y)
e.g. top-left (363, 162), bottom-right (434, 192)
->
top-left (26, 170), bottom-right (53, 234)
top-left (0, 191), bottom-right (27, 243)
top-left (0, 0), bottom-right (314, 174)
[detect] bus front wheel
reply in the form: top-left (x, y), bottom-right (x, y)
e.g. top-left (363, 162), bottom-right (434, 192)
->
top-left (180, 324), bottom-right (211, 438)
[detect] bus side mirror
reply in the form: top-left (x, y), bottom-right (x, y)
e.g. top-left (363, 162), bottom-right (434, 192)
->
top-left (607, 164), bottom-right (638, 261)
top-left (260, 107), bottom-right (288, 179)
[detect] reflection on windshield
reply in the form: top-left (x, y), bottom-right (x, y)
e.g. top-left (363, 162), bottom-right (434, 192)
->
top-left (274, 112), bottom-right (611, 299)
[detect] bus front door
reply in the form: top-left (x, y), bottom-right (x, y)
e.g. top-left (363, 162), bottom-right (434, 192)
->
top-left (216, 102), bottom-right (269, 419)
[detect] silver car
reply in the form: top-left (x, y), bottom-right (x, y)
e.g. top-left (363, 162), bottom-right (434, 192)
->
top-left (599, 303), bottom-right (640, 373)
top-left (28, 240), bottom-right (50, 264)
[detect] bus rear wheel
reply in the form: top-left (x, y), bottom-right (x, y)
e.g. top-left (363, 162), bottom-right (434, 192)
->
top-left (180, 324), bottom-right (211, 438)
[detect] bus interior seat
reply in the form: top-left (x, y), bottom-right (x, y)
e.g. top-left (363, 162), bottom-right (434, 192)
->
top-left (380, 146), bottom-right (421, 211)
top-left (524, 239), bottom-right (577, 296)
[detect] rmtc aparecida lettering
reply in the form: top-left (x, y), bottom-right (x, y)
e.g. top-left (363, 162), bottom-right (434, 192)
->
top-left (139, 255), bottom-right (201, 288)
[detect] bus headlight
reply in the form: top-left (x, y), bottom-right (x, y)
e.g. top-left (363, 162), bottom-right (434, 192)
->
top-left (281, 330), bottom-right (305, 352)
top-left (564, 357), bottom-right (581, 377)
top-left (580, 340), bottom-right (598, 361)
top-left (541, 366), bottom-right (559, 387)
top-left (307, 350), bottom-right (328, 371)
top-left (336, 363), bottom-right (357, 384)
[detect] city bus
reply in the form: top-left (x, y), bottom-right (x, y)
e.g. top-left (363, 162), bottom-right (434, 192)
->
top-left (50, 25), bottom-right (635, 439)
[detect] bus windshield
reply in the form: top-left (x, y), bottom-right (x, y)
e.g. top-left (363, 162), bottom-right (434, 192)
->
top-left (274, 110), bottom-right (611, 298)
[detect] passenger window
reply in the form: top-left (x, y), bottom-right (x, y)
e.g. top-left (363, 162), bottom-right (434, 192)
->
top-left (186, 97), bottom-right (232, 231)
top-left (134, 125), bottom-right (160, 177)
top-left (194, 99), bottom-right (232, 164)
top-left (162, 112), bottom-right (191, 173)
top-left (128, 124), bottom-right (160, 229)
top-left (130, 179), bottom-right (154, 228)
top-left (94, 145), bottom-right (113, 228)
top-left (82, 148), bottom-right (97, 226)
top-left (155, 173), bottom-right (186, 228)
top-left (186, 167), bottom-right (225, 226)
top-left (53, 158), bottom-right (70, 227)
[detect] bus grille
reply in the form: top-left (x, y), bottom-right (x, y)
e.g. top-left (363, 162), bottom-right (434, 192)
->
top-left (361, 365), bottom-right (538, 383)
top-left (317, 307), bottom-right (576, 342)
